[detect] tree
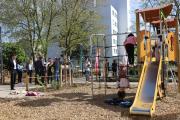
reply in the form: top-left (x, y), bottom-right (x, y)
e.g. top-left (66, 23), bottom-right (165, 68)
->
top-left (0, 0), bottom-right (59, 61)
top-left (57, 0), bottom-right (102, 59)
top-left (0, 0), bottom-right (103, 63)
top-left (2, 43), bottom-right (26, 68)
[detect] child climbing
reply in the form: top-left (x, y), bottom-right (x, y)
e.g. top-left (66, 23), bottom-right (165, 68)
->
top-left (155, 42), bottom-right (160, 61)
top-left (152, 46), bottom-right (156, 58)
top-left (124, 33), bottom-right (137, 66)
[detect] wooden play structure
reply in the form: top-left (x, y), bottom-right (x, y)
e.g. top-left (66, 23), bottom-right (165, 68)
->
top-left (130, 4), bottom-right (179, 116)
top-left (60, 64), bottom-right (73, 87)
top-left (25, 64), bottom-right (73, 91)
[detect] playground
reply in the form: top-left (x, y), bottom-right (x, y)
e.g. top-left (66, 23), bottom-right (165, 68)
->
top-left (0, 2), bottom-right (180, 120)
top-left (0, 83), bottom-right (179, 120)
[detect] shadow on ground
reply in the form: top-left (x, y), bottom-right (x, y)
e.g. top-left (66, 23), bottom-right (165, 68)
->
top-left (15, 98), bottom-right (61, 107)
top-left (8, 86), bottom-right (180, 120)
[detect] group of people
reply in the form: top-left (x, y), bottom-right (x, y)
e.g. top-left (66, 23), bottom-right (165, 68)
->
top-left (9, 54), bottom-right (61, 90)
top-left (31, 57), bottom-right (60, 85)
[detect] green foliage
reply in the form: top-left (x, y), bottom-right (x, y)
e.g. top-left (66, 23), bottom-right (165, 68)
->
top-left (0, 0), bottom-right (59, 60)
top-left (0, 0), bottom-right (104, 60)
top-left (57, 0), bottom-right (104, 56)
top-left (2, 43), bottom-right (26, 67)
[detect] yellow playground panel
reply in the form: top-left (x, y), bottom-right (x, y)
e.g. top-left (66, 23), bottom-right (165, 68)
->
top-left (166, 32), bottom-right (177, 61)
top-left (139, 30), bottom-right (151, 62)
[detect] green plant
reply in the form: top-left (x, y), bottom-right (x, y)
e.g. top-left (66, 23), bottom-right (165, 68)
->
top-left (2, 43), bottom-right (26, 68)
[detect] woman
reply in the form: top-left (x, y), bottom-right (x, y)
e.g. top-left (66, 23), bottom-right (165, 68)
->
top-left (124, 33), bottom-right (137, 66)
top-left (47, 58), bottom-right (54, 83)
top-left (26, 59), bottom-right (33, 83)
top-left (85, 59), bottom-right (91, 82)
top-left (17, 60), bottom-right (23, 83)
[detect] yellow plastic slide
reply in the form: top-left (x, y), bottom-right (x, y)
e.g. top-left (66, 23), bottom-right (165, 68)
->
top-left (130, 57), bottom-right (162, 116)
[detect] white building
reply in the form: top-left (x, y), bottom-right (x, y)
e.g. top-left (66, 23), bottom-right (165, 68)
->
top-left (92, 0), bottom-right (130, 64)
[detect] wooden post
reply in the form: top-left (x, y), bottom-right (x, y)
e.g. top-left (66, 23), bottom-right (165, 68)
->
top-left (65, 57), bottom-right (67, 86)
top-left (69, 65), bottom-right (72, 86)
top-left (60, 65), bottom-right (62, 87)
top-left (44, 72), bottom-right (47, 92)
top-left (25, 72), bottom-right (29, 91)
top-left (136, 10), bottom-right (140, 63)
top-left (71, 69), bottom-right (73, 85)
top-left (175, 18), bottom-right (180, 92)
top-left (135, 9), bottom-right (142, 78)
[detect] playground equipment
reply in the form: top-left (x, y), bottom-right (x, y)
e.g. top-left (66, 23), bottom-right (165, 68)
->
top-left (25, 64), bottom-right (73, 91)
top-left (60, 64), bottom-right (73, 87)
top-left (89, 33), bottom-right (138, 98)
top-left (130, 4), bottom-right (179, 116)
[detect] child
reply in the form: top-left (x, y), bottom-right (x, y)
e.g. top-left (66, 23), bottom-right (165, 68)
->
top-left (124, 33), bottom-right (137, 66)
top-left (152, 46), bottom-right (155, 58)
top-left (117, 64), bottom-right (129, 100)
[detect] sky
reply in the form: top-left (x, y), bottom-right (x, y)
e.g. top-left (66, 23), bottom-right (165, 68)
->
top-left (128, 0), bottom-right (143, 31)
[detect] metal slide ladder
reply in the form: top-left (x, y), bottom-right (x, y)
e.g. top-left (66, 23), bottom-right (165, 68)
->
top-left (169, 65), bottom-right (177, 91)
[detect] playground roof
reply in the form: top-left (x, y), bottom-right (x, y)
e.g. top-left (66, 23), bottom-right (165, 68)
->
top-left (137, 4), bottom-right (173, 23)
top-left (151, 18), bottom-right (177, 28)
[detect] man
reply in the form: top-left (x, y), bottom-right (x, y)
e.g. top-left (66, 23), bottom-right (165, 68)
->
top-left (9, 53), bottom-right (17, 90)
top-left (112, 60), bottom-right (117, 78)
top-left (34, 56), bottom-right (44, 84)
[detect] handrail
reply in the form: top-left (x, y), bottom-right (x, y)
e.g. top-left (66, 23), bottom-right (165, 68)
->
top-left (151, 56), bottom-right (162, 114)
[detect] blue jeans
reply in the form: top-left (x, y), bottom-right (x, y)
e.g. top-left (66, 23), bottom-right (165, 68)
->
top-left (85, 70), bottom-right (90, 81)
top-left (55, 71), bottom-right (59, 81)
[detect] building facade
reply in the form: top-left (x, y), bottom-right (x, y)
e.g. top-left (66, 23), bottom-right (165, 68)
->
top-left (92, 0), bottom-right (130, 65)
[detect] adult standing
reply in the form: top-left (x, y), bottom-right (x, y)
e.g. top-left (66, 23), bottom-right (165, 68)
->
top-left (124, 33), bottom-right (137, 66)
top-left (104, 58), bottom-right (109, 78)
top-left (34, 56), bottom-right (44, 84)
top-left (9, 53), bottom-right (17, 90)
top-left (26, 59), bottom-right (33, 83)
top-left (112, 60), bottom-right (117, 78)
top-left (85, 58), bottom-right (91, 82)
top-left (47, 58), bottom-right (54, 83)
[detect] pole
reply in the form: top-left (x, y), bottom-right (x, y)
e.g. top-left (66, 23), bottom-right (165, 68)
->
top-left (175, 18), bottom-right (180, 93)
top-left (80, 44), bottom-right (83, 76)
top-left (90, 35), bottom-right (94, 99)
top-left (103, 36), bottom-right (107, 96)
top-left (135, 10), bottom-right (141, 78)
top-left (0, 26), bottom-right (3, 84)
top-left (60, 65), bottom-right (62, 87)
top-left (25, 73), bottom-right (29, 91)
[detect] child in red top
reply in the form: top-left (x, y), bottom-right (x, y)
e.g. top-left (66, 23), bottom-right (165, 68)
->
top-left (124, 33), bottom-right (137, 66)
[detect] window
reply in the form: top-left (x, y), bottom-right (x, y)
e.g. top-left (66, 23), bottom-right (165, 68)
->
top-left (113, 30), bottom-right (116, 34)
top-left (115, 22), bottom-right (117, 27)
top-left (113, 48), bottom-right (117, 54)
top-left (113, 39), bottom-right (117, 44)
top-left (115, 13), bottom-right (117, 18)
top-left (113, 39), bottom-right (116, 44)
top-left (112, 10), bottom-right (114, 16)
